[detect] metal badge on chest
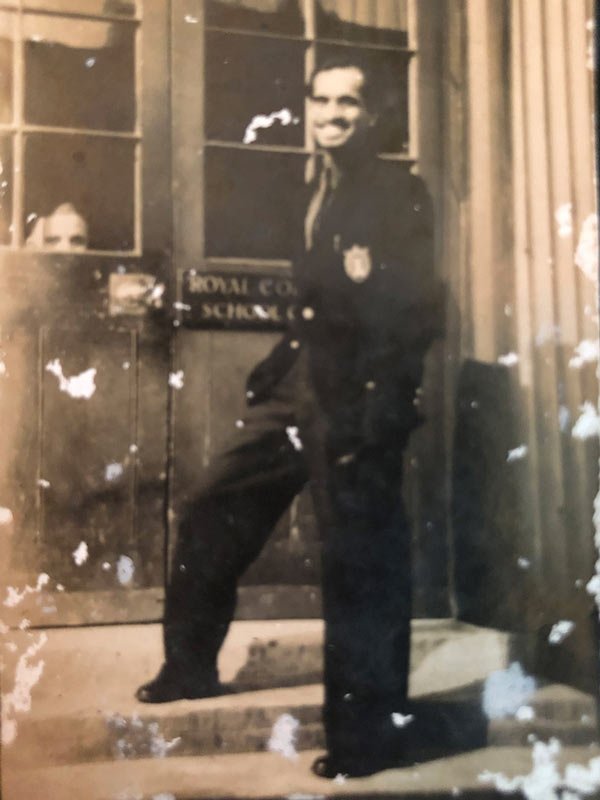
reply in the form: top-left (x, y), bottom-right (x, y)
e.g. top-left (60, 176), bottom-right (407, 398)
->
top-left (343, 244), bottom-right (372, 283)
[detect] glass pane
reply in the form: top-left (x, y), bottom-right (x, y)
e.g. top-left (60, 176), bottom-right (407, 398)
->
top-left (206, 0), bottom-right (303, 36)
top-left (205, 148), bottom-right (304, 259)
top-left (0, 136), bottom-right (12, 244)
top-left (24, 135), bottom-right (135, 251)
top-left (314, 44), bottom-right (410, 153)
top-left (0, 12), bottom-right (14, 124)
top-left (24, 14), bottom-right (136, 131)
top-left (23, 0), bottom-right (138, 18)
top-left (316, 0), bottom-right (408, 47)
top-left (206, 31), bottom-right (305, 146)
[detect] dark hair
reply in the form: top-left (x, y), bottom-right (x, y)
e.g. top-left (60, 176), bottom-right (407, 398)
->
top-left (306, 53), bottom-right (382, 114)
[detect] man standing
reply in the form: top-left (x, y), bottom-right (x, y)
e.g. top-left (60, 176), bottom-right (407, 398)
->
top-left (136, 55), bottom-right (443, 779)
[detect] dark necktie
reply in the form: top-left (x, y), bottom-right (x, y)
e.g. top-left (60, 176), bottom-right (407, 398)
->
top-left (305, 166), bottom-right (334, 251)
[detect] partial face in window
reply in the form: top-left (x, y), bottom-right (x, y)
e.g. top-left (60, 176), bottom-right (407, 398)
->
top-left (308, 66), bottom-right (377, 154)
top-left (29, 203), bottom-right (89, 252)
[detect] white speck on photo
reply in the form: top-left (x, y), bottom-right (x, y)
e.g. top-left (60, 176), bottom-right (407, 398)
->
top-left (391, 712), bottom-right (415, 728)
top-left (169, 370), bottom-right (185, 390)
top-left (4, 574), bottom-right (50, 608)
top-left (507, 444), bottom-right (528, 462)
top-left (575, 213), bottom-right (599, 283)
top-left (548, 620), bottom-right (575, 645)
top-left (46, 359), bottom-right (97, 399)
top-left (497, 352), bottom-right (519, 367)
top-left (243, 108), bottom-right (298, 145)
top-left (515, 705), bottom-right (535, 722)
top-left (482, 662), bottom-right (536, 719)
top-left (1, 632), bottom-right (48, 745)
top-left (105, 462), bottom-right (124, 482)
top-left (554, 202), bottom-right (573, 237)
top-left (572, 403), bottom-right (600, 440)
top-left (569, 339), bottom-right (599, 369)
top-left (286, 426), bottom-right (303, 451)
top-left (253, 305), bottom-right (269, 319)
top-left (72, 541), bottom-right (89, 566)
top-left (267, 713), bottom-right (299, 760)
top-left (116, 555), bottom-right (135, 586)
top-left (558, 405), bottom-right (571, 432)
top-left (0, 507), bottom-right (13, 526)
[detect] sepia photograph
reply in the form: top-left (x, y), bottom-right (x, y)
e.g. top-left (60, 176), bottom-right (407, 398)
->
top-left (0, 1), bottom-right (599, 798)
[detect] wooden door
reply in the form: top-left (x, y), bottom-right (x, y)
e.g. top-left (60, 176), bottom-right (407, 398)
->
top-left (0, 0), bottom-right (171, 626)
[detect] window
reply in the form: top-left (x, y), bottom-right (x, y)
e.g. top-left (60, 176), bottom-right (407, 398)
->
top-left (202, 0), bottom-right (417, 263)
top-left (0, 0), bottom-right (142, 254)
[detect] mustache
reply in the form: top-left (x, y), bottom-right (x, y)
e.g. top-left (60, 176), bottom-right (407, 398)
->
top-left (314, 119), bottom-right (351, 129)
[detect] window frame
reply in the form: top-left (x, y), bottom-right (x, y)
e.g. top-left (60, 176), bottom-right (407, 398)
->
top-left (0, 0), bottom-right (169, 259)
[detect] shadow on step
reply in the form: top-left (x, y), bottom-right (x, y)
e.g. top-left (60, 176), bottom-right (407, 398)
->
top-left (407, 682), bottom-right (489, 763)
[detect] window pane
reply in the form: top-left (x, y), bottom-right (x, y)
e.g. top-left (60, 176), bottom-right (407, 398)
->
top-left (0, 12), bottom-right (14, 124)
top-left (316, 0), bottom-right (408, 46)
top-left (205, 148), bottom-right (304, 259)
top-left (314, 44), bottom-right (410, 153)
top-left (23, 0), bottom-right (138, 18)
top-left (0, 136), bottom-right (12, 244)
top-left (206, 0), bottom-right (303, 36)
top-left (206, 31), bottom-right (305, 145)
top-left (24, 15), bottom-right (136, 131)
top-left (24, 135), bottom-right (135, 251)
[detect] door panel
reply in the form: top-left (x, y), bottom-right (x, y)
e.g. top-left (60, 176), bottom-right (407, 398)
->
top-left (40, 326), bottom-right (134, 589)
top-left (136, 331), bottom-right (171, 588)
top-left (0, 254), bottom-right (169, 625)
top-left (0, 325), bottom-right (40, 577)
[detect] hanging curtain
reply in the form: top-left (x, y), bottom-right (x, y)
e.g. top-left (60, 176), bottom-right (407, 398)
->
top-left (23, 14), bottom-right (114, 48)
top-left (318, 0), bottom-right (407, 32)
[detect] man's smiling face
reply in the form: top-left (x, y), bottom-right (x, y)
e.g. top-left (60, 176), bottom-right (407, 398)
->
top-left (309, 66), bottom-right (376, 154)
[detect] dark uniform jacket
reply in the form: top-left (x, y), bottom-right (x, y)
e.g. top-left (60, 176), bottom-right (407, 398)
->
top-left (247, 153), bottom-right (444, 451)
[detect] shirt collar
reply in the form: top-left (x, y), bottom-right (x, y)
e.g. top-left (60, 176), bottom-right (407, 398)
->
top-left (306, 147), bottom-right (377, 190)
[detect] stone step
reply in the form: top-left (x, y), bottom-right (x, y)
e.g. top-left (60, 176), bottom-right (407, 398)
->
top-left (9, 745), bottom-right (600, 800)
top-left (526, 683), bottom-right (597, 723)
top-left (2, 620), bottom-right (597, 773)
top-left (489, 717), bottom-right (598, 747)
top-left (8, 684), bottom-right (326, 769)
top-left (488, 683), bottom-right (598, 746)
top-left (233, 617), bottom-right (502, 691)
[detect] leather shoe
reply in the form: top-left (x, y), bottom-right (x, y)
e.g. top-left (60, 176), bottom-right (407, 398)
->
top-left (311, 752), bottom-right (415, 779)
top-left (135, 663), bottom-right (225, 703)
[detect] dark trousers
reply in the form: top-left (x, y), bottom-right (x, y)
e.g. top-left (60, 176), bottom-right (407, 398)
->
top-left (164, 356), bottom-right (413, 760)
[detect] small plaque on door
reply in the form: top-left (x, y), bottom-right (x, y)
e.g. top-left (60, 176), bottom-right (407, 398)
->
top-left (109, 273), bottom-right (164, 316)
